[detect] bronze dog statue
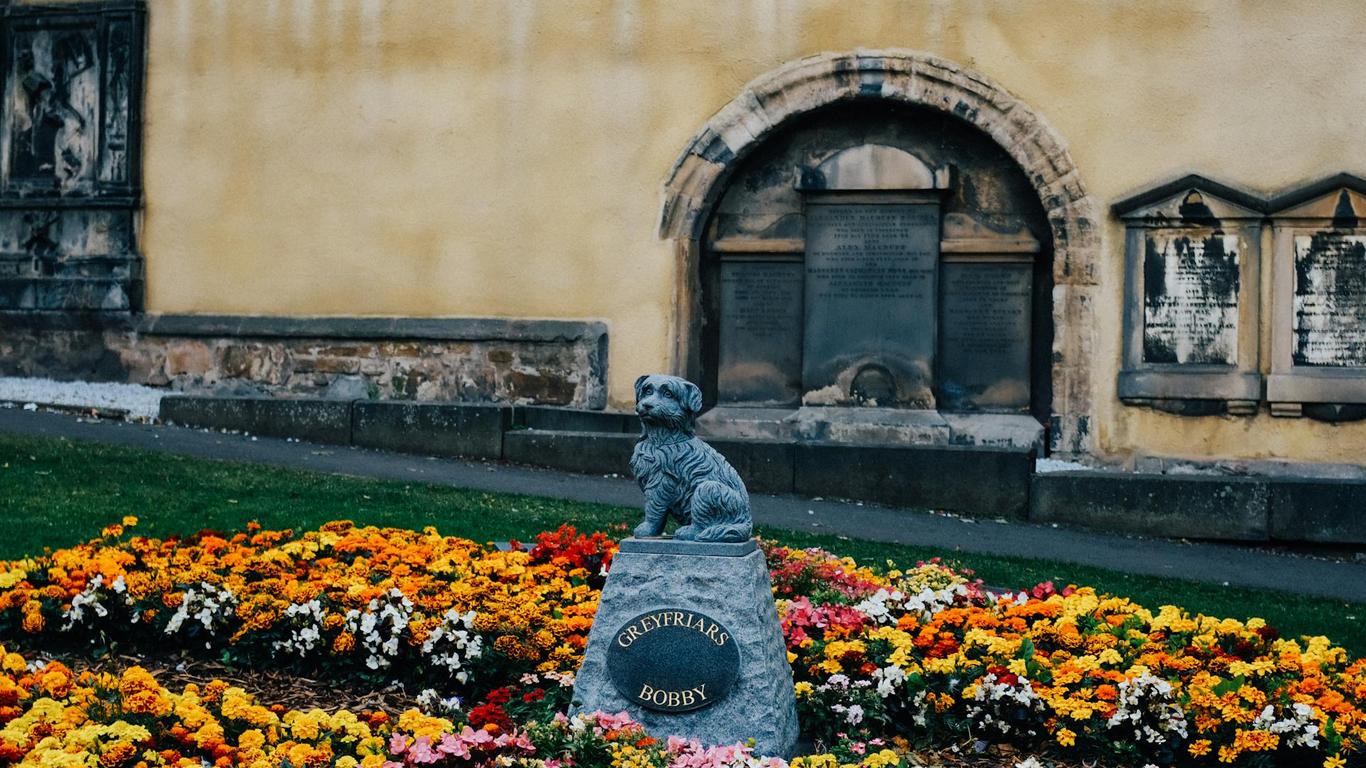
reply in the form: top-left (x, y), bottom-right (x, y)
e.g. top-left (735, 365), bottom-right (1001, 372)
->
top-left (629, 374), bottom-right (752, 542)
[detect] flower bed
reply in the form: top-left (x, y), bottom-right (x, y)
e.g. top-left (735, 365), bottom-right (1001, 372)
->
top-left (0, 520), bottom-right (1360, 767)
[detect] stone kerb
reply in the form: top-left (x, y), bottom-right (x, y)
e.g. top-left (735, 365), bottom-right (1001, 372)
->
top-left (657, 49), bottom-right (1100, 455)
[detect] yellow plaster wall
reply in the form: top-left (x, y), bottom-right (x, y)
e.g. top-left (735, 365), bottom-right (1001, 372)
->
top-left (136, 0), bottom-right (1366, 464)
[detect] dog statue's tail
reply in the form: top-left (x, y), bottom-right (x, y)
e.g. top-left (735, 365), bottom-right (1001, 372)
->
top-left (693, 521), bottom-right (753, 543)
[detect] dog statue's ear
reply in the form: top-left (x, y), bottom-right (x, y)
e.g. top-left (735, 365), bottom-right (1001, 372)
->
top-left (634, 375), bottom-right (650, 400)
top-left (680, 379), bottom-right (703, 415)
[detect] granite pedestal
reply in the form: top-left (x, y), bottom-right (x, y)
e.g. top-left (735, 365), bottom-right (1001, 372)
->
top-left (571, 537), bottom-right (798, 757)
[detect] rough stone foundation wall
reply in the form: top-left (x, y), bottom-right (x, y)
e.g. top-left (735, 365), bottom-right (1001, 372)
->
top-left (0, 315), bottom-right (609, 409)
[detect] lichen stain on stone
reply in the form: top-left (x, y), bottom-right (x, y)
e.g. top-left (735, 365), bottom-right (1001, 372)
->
top-left (1293, 231), bottom-right (1366, 367)
top-left (1141, 232), bottom-right (1239, 365)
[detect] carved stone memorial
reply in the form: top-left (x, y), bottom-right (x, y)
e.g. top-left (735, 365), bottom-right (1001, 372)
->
top-left (1268, 177), bottom-right (1366, 420)
top-left (0, 1), bottom-right (146, 314)
top-left (939, 248), bottom-right (1032, 409)
top-left (796, 145), bottom-right (949, 408)
top-left (802, 199), bottom-right (939, 406)
top-left (717, 260), bottom-right (804, 404)
top-left (572, 374), bottom-right (797, 756)
top-left (1114, 178), bottom-right (1264, 414)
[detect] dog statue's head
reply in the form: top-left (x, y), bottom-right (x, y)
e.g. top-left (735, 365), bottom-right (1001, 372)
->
top-left (634, 374), bottom-right (703, 432)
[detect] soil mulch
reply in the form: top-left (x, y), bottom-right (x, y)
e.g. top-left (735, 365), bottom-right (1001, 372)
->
top-left (38, 649), bottom-right (421, 716)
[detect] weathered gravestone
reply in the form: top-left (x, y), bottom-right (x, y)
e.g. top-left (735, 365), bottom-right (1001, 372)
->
top-left (571, 374), bottom-right (798, 757)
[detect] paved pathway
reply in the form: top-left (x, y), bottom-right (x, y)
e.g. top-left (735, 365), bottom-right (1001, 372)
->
top-left (2, 406), bottom-right (1364, 603)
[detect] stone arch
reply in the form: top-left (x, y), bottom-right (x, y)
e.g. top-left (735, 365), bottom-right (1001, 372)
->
top-left (658, 49), bottom-right (1100, 455)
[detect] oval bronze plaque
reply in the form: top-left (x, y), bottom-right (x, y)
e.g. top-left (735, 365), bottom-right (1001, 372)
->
top-left (606, 608), bottom-right (740, 713)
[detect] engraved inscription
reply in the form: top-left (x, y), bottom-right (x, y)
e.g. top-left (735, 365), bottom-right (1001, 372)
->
top-left (1142, 233), bottom-right (1240, 365)
top-left (803, 202), bottom-right (940, 405)
top-left (939, 262), bottom-right (1031, 410)
top-left (606, 608), bottom-right (740, 713)
top-left (1294, 233), bottom-right (1366, 366)
top-left (718, 262), bottom-right (803, 403)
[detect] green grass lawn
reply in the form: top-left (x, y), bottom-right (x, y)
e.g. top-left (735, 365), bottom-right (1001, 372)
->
top-left (2, 431), bottom-right (1364, 654)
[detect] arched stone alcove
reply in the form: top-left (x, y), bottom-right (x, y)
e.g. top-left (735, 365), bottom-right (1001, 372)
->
top-left (659, 50), bottom-right (1100, 455)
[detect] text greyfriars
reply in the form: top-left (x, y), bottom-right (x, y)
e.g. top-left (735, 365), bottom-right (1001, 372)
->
top-left (605, 607), bottom-right (740, 714)
top-left (616, 609), bottom-right (730, 649)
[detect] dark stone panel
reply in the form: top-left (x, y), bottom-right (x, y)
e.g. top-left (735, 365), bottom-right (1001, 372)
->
top-left (1269, 479), bottom-right (1366, 544)
top-left (352, 402), bottom-right (510, 460)
top-left (717, 261), bottom-right (803, 404)
top-left (793, 443), bottom-right (1032, 518)
top-left (0, 310), bottom-right (133, 331)
top-left (707, 439), bottom-right (795, 495)
top-left (938, 261), bottom-right (1032, 410)
top-left (514, 405), bottom-right (636, 433)
top-left (618, 538), bottom-right (758, 556)
top-left (135, 314), bottom-right (608, 343)
top-left (501, 430), bottom-right (638, 475)
top-left (802, 201), bottom-right (940, 406)
top-left (159, 396), bottom-right (352, 445)
top-left (607, 608), bottom-right (741, 713)
top-left (1030, 472), bottom-right (1269, 541)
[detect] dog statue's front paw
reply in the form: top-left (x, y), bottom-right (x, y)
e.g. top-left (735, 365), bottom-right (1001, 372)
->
top-left (633, 522), bottom-right (659, 538)
top-left (672, 524), bottom-right (698, 540)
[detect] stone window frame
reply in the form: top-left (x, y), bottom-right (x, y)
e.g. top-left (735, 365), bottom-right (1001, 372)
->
top-left (657, 50), bottom-right (1100, 455)
top-left (1266, 173), bottom-right (1366, 420)
top-left (1112, 175), bottom-right (1266, 416)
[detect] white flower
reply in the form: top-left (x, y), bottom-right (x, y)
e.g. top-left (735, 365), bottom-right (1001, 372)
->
top-left (164, 582), bottom-right (237, 643)
top-left (1105, 673), bottom-right (1188, 746)
top-left (872, 664), bottom-right (905, 698)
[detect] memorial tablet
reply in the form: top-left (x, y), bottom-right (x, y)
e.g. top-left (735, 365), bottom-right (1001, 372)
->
top-left (1293, 233), bottom-right (1366, 367)
top-left (606, 608), bottom-right (740, 713)
top-left (803, 201), bottom-right (939, 405)
top-left (718, 261), bottom-right (803, 403)
top-left (1142, 233), bottom-right (1240, 365)
top-left (939, 261), bottom-right (1031, 410)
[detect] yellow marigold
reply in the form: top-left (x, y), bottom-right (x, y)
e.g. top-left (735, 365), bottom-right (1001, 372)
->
top-left (1188, 739), bottom-right (1211, 756)
top-left (38, 664), bottom-right (75, 699)
top-left (99, 741), bottom-right (139, 766)
top-left (790, 756), bottom-right (838, 768)
top-left (1, 651), bottom-right (24, 674)
top-left (18, 601), bottom-right (44, 631)
top-left (333, 632), bottom-right (357, 654)
top-left (1056, 727), bottom-right (1076, 747)
top-left (193, 722), bottom-right (225, 750)
top-left (1232, 729), bottom-right (1278, 753)
top-left (237, 729), bottom-right (266, 751)
top-left (123, 690), bottom-right (171, 717)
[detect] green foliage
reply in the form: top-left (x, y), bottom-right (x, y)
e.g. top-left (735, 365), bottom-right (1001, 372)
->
top-left (2, 431), bottom-right (1363, 655)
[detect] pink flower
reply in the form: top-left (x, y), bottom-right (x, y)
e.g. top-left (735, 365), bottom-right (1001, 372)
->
top-left (594, 711), bottom-right (637, 731)
top-left (388, 733), bottom-right (410, 755)
top-left (409, 736), bottom-right (439, 764)
top-left (464, 725), bottom-right (494, 746)
top-left (438, 733), bottom-right (469, 759)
